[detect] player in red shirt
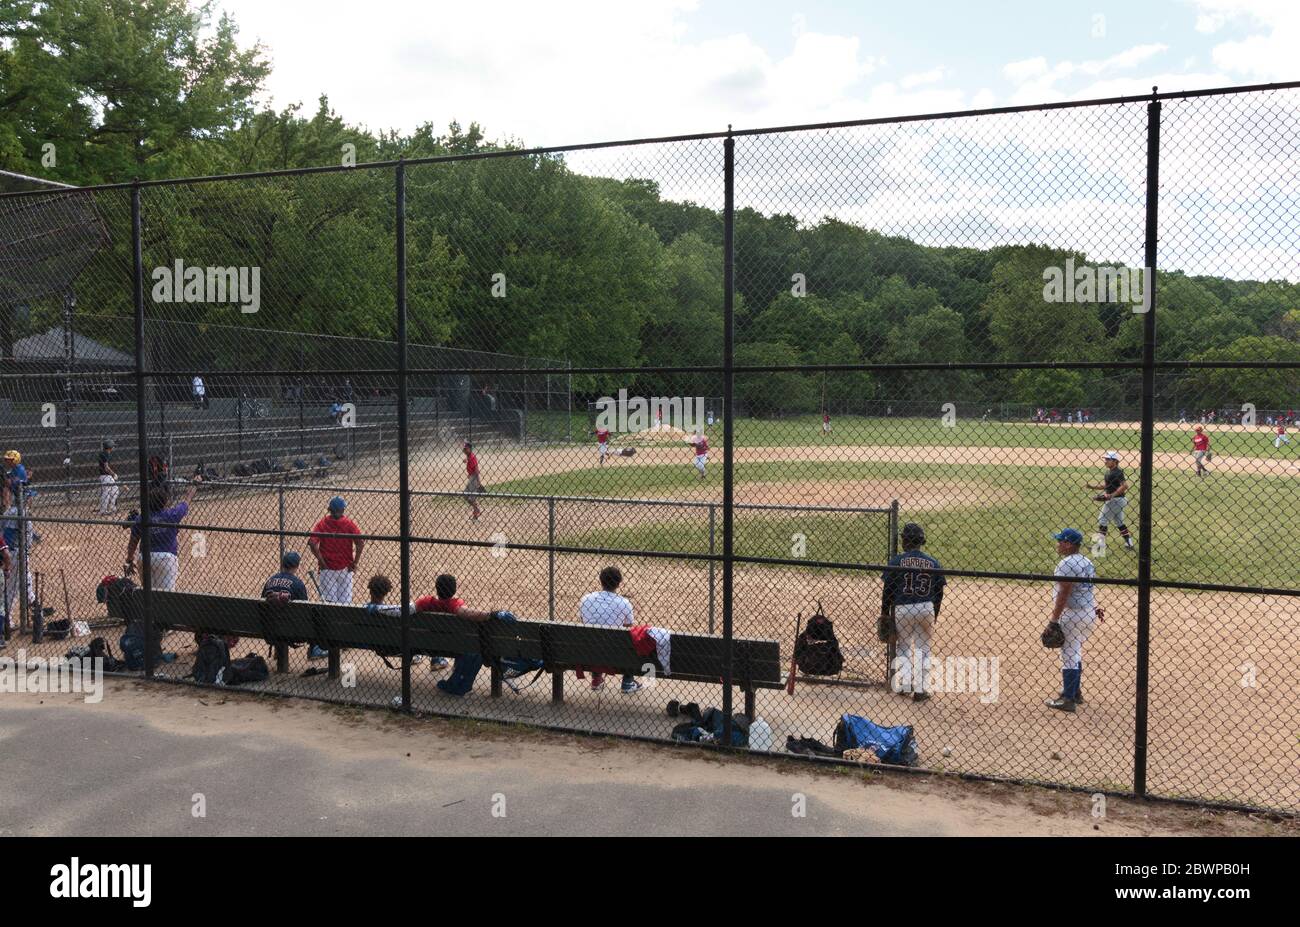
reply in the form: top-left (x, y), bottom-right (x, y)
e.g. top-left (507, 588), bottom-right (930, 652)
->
top-left (593, 426), bottom-right (610, 465)
top-left (416, 573), bottom-right (507, 697)
top-left (822, 411), bottom-right (831, 436)
top-left (686, 430), bottom-right (709, 479)
top-left (462, 441), bottom-right (483, 519)
top-left (1191, 425), bottom-right (1210, 478)
top-left (1275, 423), bottom-right (1291, 450)
top-left (307, 495), bottom-right (363, 607)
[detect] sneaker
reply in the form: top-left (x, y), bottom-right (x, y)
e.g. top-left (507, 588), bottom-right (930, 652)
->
top-left (411, 654), bottom-right (425, 665)
top-left (429, 657), bottom-right (450, 672)
top-left (590, 678), bottom-right (606, 691)
top-left (307, 645), bottom-right (329, 661)
top-left (912, 692), bottom-right (931, 702)
top-left (620, 680), bottom-right (643, 694)
top-left (1045, 696), bottom-right (1076, 713)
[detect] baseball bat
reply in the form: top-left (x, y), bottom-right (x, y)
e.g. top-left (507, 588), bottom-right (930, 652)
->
top-left (306, 569), bottom-right (323, 600)
top-left (785, 612), bottom-right (801, 695)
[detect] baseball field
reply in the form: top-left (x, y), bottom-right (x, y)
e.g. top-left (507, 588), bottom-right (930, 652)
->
top-left (20, 414), bottom-right (1300, 811)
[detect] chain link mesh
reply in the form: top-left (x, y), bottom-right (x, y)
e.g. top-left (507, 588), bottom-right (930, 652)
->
top-left (1, 89), bottom-right (1296, 813)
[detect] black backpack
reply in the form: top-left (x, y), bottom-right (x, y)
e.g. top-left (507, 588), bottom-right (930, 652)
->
top-left (190, 636), bottom-right (231, 684)
top-left (89, 637), bottom-right (126, 672)
top-left (793, 603), bottom-right (844, 676)
top-left (225, 654), bottom-right (269, 685)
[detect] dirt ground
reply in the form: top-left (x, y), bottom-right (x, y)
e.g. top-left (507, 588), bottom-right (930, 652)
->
top-left (16, 440), bottom-right (1300, 813)
top-left (5, 680), bottom-right (1293, 836)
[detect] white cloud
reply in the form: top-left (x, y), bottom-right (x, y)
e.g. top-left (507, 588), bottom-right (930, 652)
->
top-left (1190, 0), bottom-right (1300, 79)
top-left (900, 67), bottom-right (946, 90)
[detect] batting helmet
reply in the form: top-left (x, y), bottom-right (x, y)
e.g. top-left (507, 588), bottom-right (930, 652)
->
top-left (2, 450), bottom-right (19, 464)
top-left (328, 495), bottom-right (347, 514)
top-left (103, 438), bottom-right (115, 449)
top-left (900, 522), bottom-right (926, 548)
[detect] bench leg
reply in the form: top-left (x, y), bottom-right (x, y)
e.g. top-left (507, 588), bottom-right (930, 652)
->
top-left (744, 687), bottom-right (756, 721)
top-left (490, 660), bottom-right (503, 698)
top-left (327, 647), bottom-right (340, 680)
top-left (274, 643), bottom-right (289, 674)
top-left (551, 670), bottom-right (564, 703)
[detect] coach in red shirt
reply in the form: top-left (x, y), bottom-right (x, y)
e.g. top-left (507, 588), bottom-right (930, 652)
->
top-left (463, 442), bottom-right (483, 519)
top-left (308, 496), bottom-right (363, 607)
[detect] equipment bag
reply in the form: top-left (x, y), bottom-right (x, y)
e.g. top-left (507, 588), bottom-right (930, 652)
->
top-left (833, 714), bottom-right (918, 766)
top-left (190, 636), bottom-right (231, 685)
top-left (119, 620), bottom-right (163, 671)
top-left (225, 654), bottom-right (270, 685)
top-left (793, 602), bottom-right (845, 676)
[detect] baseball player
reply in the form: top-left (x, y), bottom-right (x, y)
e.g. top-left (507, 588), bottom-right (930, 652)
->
top-left (462, 442), bottom-right (483, 519)
top-left (125, 477), bottom-right (200, 592)
top-left (262, 550), bottom-right (309, 602)
top-left (1192, 425), bottom-right (1211, 478)
top-left (307, 496), bottom-right (363, 607)
top-left (687, 430), bottom-right (709, 479)
top-left (98, 439), bottom-right (120, 514)
top-left (1045, 528), bottom-right (1103, 713)
top-left (1275, 423), bottom-right (1290, 450)
top-left (0, 533), bottom-right (11, 640)
top-left (2, 466), bottom-right (36, 630)
top-left (592, 425), bottom-right (611, 465)
top-left (881, 522), bottom-right (946, 702)
top-left (1087, 451), bottom-right (1133, 553)
top-left (822, 411), bottom-right (832, 435)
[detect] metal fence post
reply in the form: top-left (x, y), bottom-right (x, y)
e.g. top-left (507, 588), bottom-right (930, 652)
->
top-left (1134, 90), bottom-right (1161, 799)
top-left (720, 131), bottom-right (736, 745)
top-left (708, 502), bottom-right (716, 634)
top-left (131, 180), bottom-right (155, 677)
top-left (548, 496), bottom-right (556, 623)
top-left (278, 484), bottom-right (286, 565)
top-left (396, 160), bottom-right (413, 712)
top-left (886, 499), bottom-right (899, 674)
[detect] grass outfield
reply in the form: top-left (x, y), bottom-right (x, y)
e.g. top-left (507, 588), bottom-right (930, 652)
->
top-left (735, 416), bottom-right (1295, 457)
top-left (529, 410), bottom-right (1296, 458)
top-left (494, 459), bottom-right (1293, 589)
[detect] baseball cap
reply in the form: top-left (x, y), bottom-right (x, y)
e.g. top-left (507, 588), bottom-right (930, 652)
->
top-left (328, 495), bottom-right (347, 513)
top-left (282, 551), bottom-right (301, 569)
top-left (1103, 451), bottom-right (1120, 461)
top-left (1053, 528), bottom-right (1084, 545)
top-left (103, 438), bottom-right (115, 448)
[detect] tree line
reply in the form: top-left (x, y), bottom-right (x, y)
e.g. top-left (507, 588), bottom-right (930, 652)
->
top-left (2, 0), bottom-right (1296, 414)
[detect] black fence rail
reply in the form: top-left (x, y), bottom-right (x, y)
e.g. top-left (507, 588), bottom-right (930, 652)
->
top-left (2, 81), bottom-right (1298, 814)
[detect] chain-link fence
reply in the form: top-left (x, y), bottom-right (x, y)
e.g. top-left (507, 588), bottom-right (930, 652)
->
top-left (1, 84), bottom-right (1297, 814)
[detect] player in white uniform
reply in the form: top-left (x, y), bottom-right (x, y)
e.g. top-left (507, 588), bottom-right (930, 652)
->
top-left (1045, 528), bottom-right (1102, 713)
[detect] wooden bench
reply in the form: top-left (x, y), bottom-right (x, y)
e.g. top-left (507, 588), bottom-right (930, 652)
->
top-left (136, 590), bottom-right (784, 716)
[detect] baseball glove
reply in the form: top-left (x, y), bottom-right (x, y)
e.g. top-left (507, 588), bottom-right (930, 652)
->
top-left (1041, 621), bottom-right (1065, 649)
top-left (1205, 450), bottom-right (1213, 461)
top-left (1093, 493), bottom-right (1109, 502)
top-left (877, 609), bottom-right (897, 643)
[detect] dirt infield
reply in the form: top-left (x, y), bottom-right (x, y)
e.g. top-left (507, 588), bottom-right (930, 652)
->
top-left (16, 441), bottom-right (1299, 812)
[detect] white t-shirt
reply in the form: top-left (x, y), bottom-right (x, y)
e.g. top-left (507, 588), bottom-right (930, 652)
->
top-left (192, 376), bottom-right (205, 397)
top-left (578, 590), bottom-right (634, 628)
top-left (1054, 554), bottom-right (1096, 612)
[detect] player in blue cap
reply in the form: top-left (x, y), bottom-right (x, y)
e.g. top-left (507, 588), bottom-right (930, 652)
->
top-left (1045, 528), bottom-right (1104, 712)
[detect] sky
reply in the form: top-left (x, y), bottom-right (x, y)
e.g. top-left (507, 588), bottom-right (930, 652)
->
top-left (211, 0), bottom-right (1299, 143)
top-left (207, 0), bottom-right (1299, 280)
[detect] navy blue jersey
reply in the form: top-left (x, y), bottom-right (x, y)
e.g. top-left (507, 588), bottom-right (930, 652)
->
top-left (262, 571), bottom-right (308, 600)
top-left (882, 550), bottom-right (946, 613)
